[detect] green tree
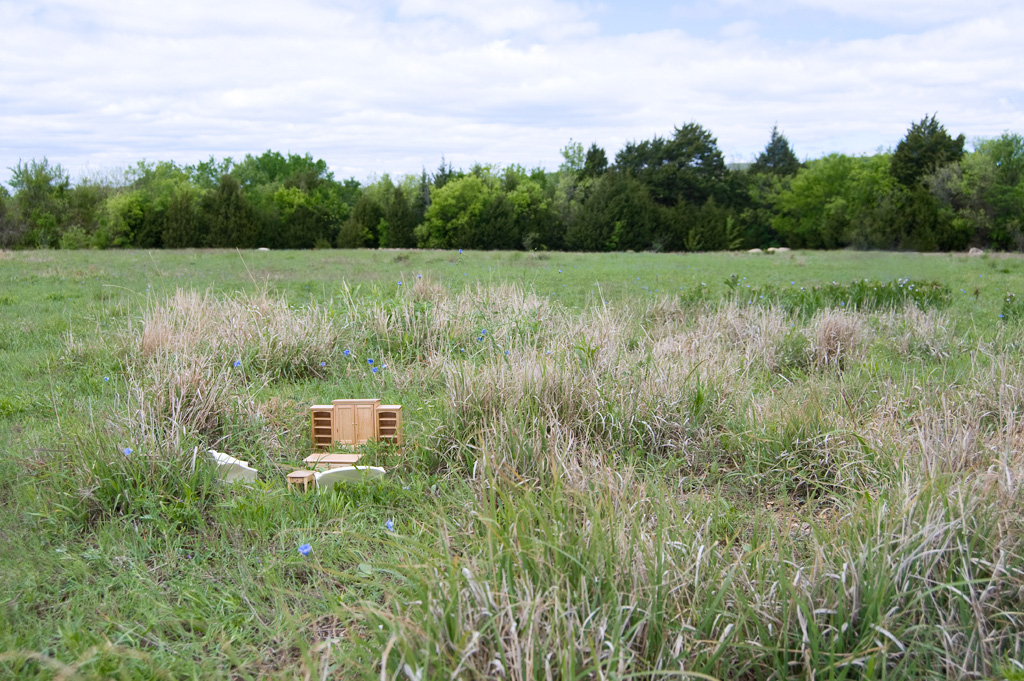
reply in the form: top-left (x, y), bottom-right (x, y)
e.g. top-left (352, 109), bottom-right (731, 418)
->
top-left (735, 170), bottom-right (786, 249)
top-left (923, 133), bottom-right (1024, 250)
top-left (188, 156), bottom-right (235, 191)
top-left (337, 193), bottom-right (385, 248)
top-left (891, 115), bottom-right (965, 187)
top-left (615, 122), bottom-right (731, 208)
top-left (559, 139), bottom-right (586, 174)
top-left (751, 125), bottom-right (800, 177)
top-left (504, 172), bottom-right (559, 250)
top-left (973, 133), bottom-right (1024, 248)
top-left (380, 184), bottom-right (419, 248)
top-left (772, 153), bottom-right (900, 249)
top-left (0, 185), bottom-right (23, 248)
top-left (94, 190), bottom-right (146, 248)
top-left (203, 175), bottom-right (262, 247)
top-left (8, 158), bottom-right (70, 247)
top-left (565, 171), bottom-right (660, 251)
top-left (416, 174), bottom-right (496, 249)
top-left (581, 143), bottom-right (608, 179)
top-left (66, 179), bottom-right (114, 244)
top-left (162, 186), bottom-right (204, 248)
top-left (432, 156), bottom-right (459, 190)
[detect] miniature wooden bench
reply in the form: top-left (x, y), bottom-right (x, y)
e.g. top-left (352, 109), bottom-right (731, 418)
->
top-left (305, 399), bottom-right (402, 470)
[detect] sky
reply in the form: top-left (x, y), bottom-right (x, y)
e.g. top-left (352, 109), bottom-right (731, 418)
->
top-left (1, 0), bottom-right (1022, 186)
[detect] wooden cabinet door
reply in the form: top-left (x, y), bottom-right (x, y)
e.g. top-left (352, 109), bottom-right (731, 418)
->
top-left (332, 399), bottom-right (379, 445)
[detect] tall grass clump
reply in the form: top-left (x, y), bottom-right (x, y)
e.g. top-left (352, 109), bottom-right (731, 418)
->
top-left (362, 467), bottom-right (1024, 680)
top-left (115, 286), bottom-right (342, 455)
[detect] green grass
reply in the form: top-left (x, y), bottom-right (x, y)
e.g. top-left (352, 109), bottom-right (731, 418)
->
top-left (2, 248), bottom-right (1023, 679)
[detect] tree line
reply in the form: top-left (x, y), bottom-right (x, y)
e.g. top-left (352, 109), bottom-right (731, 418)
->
top-left (2, 116), bottom-right (1022, 252)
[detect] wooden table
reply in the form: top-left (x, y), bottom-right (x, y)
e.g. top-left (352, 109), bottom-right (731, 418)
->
top-left (286, 469), bottom-right (316, 492)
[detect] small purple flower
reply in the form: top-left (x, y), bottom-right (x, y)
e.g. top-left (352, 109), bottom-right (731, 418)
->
top-left (344, 349), bottom-right (351, 356)
top-left (123, 447), bottom-right (132, 457)
top-left (367, 358), bottom-right (373, 364)
top-left (481, 329), bottom-right (487, 335)
top-left (233, 360), bottom-right (242, 367)
top-left (458, 249), bottom-right (463, 254)
top-left (417, 274), bottom-right (422, 279)
top-left (320, 361), bottom-right (326, 367)
top-left (558, 269), bottom-right (562, 273)
top-left (104, 377), bottom-right (109, 382)
top-left (372, 366), bottom-right (379, 373)
top-left (298, 543), bottom-right (311, 556)
top-left (385, 519), bottom-right (394, 532)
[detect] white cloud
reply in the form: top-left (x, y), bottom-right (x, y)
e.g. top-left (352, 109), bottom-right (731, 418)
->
top-left (0, 0), bottom-right (1021, 183)
top-left (714, 0), bottom-right (1019, 26)
top-left (397, 0), bottom-right (596, 37)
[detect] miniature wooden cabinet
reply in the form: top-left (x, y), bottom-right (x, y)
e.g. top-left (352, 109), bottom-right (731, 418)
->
top-left (376, 405), bottom-right (402, 448)
top-left (307, 399), bottom-right (403, 468)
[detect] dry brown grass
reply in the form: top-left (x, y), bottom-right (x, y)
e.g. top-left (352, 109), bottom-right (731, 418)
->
top-left (137, 287), bottom-right (336, 369)
top-left (810, 309), bottom-right (866, 369)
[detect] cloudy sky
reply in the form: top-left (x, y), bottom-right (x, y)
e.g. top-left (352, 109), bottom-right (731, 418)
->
top-left (2, 0), bottom-right (1022, 185)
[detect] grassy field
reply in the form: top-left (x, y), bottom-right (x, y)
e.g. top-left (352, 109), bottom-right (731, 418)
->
top-left (2, 248), bottom-right (1024, 680)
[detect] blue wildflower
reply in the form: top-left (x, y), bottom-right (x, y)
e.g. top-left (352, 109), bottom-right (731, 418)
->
top-left (459, 249), bottom-right (463, 254)
top-left (123, 447), bottom-right (132, 457)
top-left (372, 366), bottom-right (379, 373)
top-left (417, 274), bottom-right (422, 278)
top-left (385, 519), bottom-right (394, 532)
top-left (481, 329), bottom-right (487, 335)
top-left (233, 360), bottom-right (242, 367)
top-left (367, 358), bottom-right (374, 364)
top-left (104, 377), bottom-right (109, 382)
top-left (320, 361), bottom-right (326, 367)
top-left (298, 543), bottom-right (311, 556)
top-left (398, 281), bottom-right (402, 286)
top-left (344, 349), bottom-right (351, 356)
